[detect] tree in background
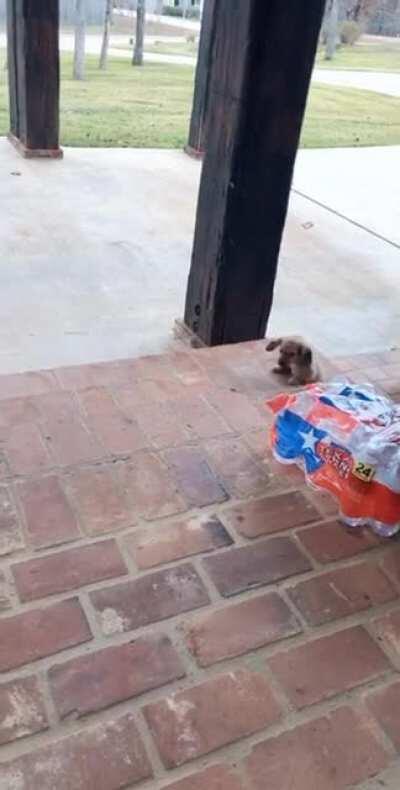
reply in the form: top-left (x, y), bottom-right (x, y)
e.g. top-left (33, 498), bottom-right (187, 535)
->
top-left (181, 0), bottom-right (190, 18)
top-left (73, 0), bottom-right (86, 80)
top-left (325, 0), bottom-right (340, 59)
top-left (99, 0), bottom-right (114, 69)
top-left (133, 0), bottom-right (146, 66)
top-left (345, 0), bottom-right (379, 22)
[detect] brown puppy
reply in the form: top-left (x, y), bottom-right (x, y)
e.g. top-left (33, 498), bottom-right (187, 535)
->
top-left (266, 337), bottom-right (320, 385)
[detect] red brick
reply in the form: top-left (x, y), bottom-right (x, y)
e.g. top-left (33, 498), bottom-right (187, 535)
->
top-left (173, 394), bottom-right (230, 441)
top-left (204, 437), bottom-right (269, 498)
top-left (0, 486), bottom-right (24, 557)
top-left (0, 598), bottom-right (92, 671)
top-left (187, 592), bottom-right (301, 667)
top-left (17, 476), bottom-right (80, 549)
top-left (0, 396), bottom-right (39, 430)
top-left (203, 537), bottom-right (311, 597)
top-left (90, 563), bottom-right (209, 635)
top-left (297, 520), bottom-right (378, 563)
top-left (205, 388), bottom-right (266, 432)
top-left (115, 377), bottom-right (187, 407)
top-left (0, 676), bottom-right (48, 746)
top-left (288, 562), bottom-right (397, 626)
top-left (367, 681), bottom-right (400, 750)
top-left (0, 712), bottom-right (152, 790)
top-left (0, 370), bottom-right (57, 400)
top-left (78, 387), bottom-right (148, 455)
top-left (381, 546), bottom-right (400, 585)
top-left (169, 351), bottom-right (206, 385)
top-left (381, 378), bottom-right (400, 397)
top-left (245, 706), bottom-right (389, 790)
top-left (370, 609), bottom-right (400, 667)
top-left (303, 488), bottom-right (339, 518)
top-left (13, 539), bottom-right (127, 602)
top-left (163, 765), bottom-right (244, 790)
top-left (163, 447), bottom-right (228, 508)
top-left (49, 634), bottom-right (185, 719)
top-left (65, 466), bottom-right (134, 535)
top-left (269, 626), bottom-right (388, 709)
top-left (43, 410), bottom-right (103, 466)
top-left (129, 353), bottom-right (172, 380)
top-left (242, 428), bottom-right (271, 461)
top-left (132, 399), bottom-right (190, 448)
top-left (118, 451), bottom-right (186, 520)
top-left (185, 349), bottom-right (239, 390)
top-left (4, 423), bottom-right (51, 474)
top-left (265, 447), bottom-right (306, 486)
top-left (56, 360), bottom-right (133, 391)
top-left (129, 513), bottom-right (233, 570)
top-left (223, 492), bottom-right (319, 539)
top-left (144, 669), bottom-right (282, 768)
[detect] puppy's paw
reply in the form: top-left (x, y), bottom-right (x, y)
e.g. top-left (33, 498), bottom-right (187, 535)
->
top-left (272, 365), bottom-right (286, 375)
top-left (288, 376), bottom-right (301, 386)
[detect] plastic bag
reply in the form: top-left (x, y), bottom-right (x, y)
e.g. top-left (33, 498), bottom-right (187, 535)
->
top-left (267, 380), bottom-right (400, 537)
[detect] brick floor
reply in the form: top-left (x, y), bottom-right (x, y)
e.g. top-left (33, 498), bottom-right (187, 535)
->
top-left (0, 341), bottom-right (399, 789)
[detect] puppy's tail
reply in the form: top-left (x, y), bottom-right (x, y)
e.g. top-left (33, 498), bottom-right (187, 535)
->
top-left (266, 338), bottom-right (283, 352)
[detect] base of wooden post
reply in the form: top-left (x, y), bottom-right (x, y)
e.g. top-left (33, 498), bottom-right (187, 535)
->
top-left (174, 319), bottom-right (206, 349)
top-left (8, 134), bottom-right (63, 160)
top-left (184, 145), bottom-right (204, 161)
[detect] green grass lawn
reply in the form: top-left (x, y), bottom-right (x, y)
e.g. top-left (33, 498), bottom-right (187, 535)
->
top-left (113, 39), bottom-right (198, 57)
top-left (0, 53), bottom-right (399, 149)
top-left (316, 42), bottom-right (400, 72)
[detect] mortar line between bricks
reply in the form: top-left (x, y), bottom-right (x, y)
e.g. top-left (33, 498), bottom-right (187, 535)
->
top-left (36, 668), bottom-right (59, 730)
top-left (78, 590), bottom-right (104, 642)
top-left (2, 512), bottom-right (388, 587)
top-left (1, 588), bottom-right (400, 696)
top-left (1, 667), bottom-right (398, 774)
top-left (115, 532), bottom-right (140, 577)
top-left (190, 555), bottom-right (223, 605)
top-left (133, 707), bottom-right (166, 780)
top-left (357, 691), bottom-right (399, 759)
top-left (363, 617), bottom-right (400, 670)
top-left (349, 757), bottom-right (400, 790)
top-left (278, 586), bottom-right (311, 634)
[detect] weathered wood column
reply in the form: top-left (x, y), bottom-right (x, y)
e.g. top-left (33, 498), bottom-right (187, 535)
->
top-left (184, 0), bottom-right (325, 345)
top-left (185, 0), bottom-right (216, 158)
top-left (6, 0), bottom-right (62, 158)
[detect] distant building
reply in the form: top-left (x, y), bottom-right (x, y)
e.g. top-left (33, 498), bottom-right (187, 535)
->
top-left (163, 0), bottom-right (201, 11)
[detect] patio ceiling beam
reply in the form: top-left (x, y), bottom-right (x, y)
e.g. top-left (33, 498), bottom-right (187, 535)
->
top-left (184, 0), bottom-right (325, 346)
top-left (185, 0), bottom-right (216, 158)
top-left (6, 0), bottom-right (62, 158)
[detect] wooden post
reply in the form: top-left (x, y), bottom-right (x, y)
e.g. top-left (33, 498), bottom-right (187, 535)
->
top-left (184, 0), bottom-right (325, 345)
top-left (6, 0), bottom-right (62, 158)
top-left (185, 0), bottom-right (216, 158)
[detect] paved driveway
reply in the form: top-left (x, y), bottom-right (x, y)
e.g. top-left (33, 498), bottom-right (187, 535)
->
top-left (313, 68), bottom-right (400, 98)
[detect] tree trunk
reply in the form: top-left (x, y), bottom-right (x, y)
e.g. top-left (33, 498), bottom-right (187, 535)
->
top-left (73, 0), bottom-right (86, 80)
top-left (325, 0), bottom-right (339, 59)
top-left (99, 0), bottom-right (113, 70)
top-left (133, 0), bottom-right (146, 66)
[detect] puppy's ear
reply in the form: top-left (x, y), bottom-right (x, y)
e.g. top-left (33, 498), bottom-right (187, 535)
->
top-left (299, 345), bottom-right (312, 366)
top-left (266, 338), bottom-right (283, 352)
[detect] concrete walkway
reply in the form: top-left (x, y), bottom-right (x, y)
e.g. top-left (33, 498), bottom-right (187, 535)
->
top-left (313, 68), bottom-right (400, 98)
top-left (0, 140), bottom-right (399, 374)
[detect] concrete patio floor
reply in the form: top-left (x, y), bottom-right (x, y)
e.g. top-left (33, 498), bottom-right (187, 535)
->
top-left (0, 342), bottom-right (399, 789)
top-left (1, 139), bottom-right (399, 375)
